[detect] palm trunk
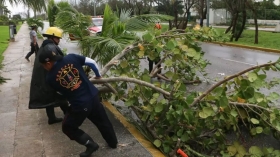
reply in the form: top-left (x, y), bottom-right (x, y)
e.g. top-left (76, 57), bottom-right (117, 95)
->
top-left (235, 10), bottom-right (246, 41)
top-left (253, 12), bottom-right (258, 44)
top-left (225, 19), bottom-right (233, 34)
top-left (230, 13), bottom-right (239, 42)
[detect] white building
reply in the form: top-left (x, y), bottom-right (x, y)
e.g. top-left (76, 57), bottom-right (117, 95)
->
top-left (274, 0), bottom-right (280, 5)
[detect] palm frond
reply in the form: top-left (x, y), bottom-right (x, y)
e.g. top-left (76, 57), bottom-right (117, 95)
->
top-left (55, 7), bottom-right (91, 39)
top-left (126, 14), bottom-right (174, 31)
top-left (80, 32), bottom-right (136, 66)
top-left (119, 9), bottom-right (133, 23)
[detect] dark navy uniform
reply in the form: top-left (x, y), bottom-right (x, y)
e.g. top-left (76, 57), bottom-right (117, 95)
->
top-left (44, 54), bottom-right (117, 155)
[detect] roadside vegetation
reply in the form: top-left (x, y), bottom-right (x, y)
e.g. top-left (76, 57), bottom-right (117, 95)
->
top-left (215, 28), bottom-right (280, 50)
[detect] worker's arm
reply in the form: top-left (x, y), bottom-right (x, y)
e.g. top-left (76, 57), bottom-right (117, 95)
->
top-left (84, 57), bottom-right (101, 78)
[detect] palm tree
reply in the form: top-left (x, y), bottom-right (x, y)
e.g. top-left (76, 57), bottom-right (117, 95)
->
top-left (1, 0), bottom-right (46, 18)
top-left (79, 4), bottom-right (173, 66)
top-left (0, 4), bottom-right (9, 16)
top-left (55, 4), bottom-right (92, 40)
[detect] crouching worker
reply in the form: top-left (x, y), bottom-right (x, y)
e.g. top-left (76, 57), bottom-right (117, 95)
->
top-left (38, 49), bottom-right (118, 157)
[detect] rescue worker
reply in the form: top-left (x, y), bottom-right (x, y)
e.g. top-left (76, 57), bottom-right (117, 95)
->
top-left (148, 22), bottom-right (162, 79)
top-left (28, 27), bottom-right (69, 125)
top-left (154, 22), bottom-right (162, 30)
top-left (25, 25), bottom-right (39, 61)
top-left (38, 50), bottom-right (118, 157)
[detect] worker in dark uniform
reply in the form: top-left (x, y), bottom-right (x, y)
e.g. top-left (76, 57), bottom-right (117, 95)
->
top-left (28, 27), bottom-right (69, 124)
top-left (38, 50), bottom-right (118, 157)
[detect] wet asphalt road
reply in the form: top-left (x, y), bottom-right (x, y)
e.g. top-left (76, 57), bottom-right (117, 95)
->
top-left (201, 42), bottom-right (280, 80)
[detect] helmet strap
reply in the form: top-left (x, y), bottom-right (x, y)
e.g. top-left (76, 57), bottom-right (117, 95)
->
top-left (50, 37), bottom-right (59, 45)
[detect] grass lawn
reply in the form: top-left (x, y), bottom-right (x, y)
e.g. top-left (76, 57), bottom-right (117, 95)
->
top-left (214, 28), bottom-right (280, 50)
top-left (0, 24), bottom-right (22, 65)
top-left (162, 25), bottom-right (280, 50)
top-left (0, 26), bottom-right (10, 64)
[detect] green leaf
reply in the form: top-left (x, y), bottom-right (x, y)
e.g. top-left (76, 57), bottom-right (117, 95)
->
top-left (236, 145), bottom-right (247, 156)
top-left (243, 87), bottom-right (255, 99)
top-left (240, 79), bottom-right (250, 90)
top-left (155, 104), bottom-right (163, 113)
top-left (156, 46), bottom-right (163, 53)
top-left (275, 63), bottom-right (280, 70)
top-left (166, 40), bottom-right (176, 50)
top-left (258, 74), bottom-right (266, 80)
top-left (187, 48), bottom-right (197, 57)
top-left (137, 50), bottom-right (145, 58)
top-left (213, 87), bottom-right (224, 96)
top-left (153, 93), bottom-right (160, 99)
top-left (173, 54), bottom-right (182, 61)
top-left (142, 74), bottom-right (151, 82)
top-left (250, 128), bottom-right (257, 136)
top-left (194, 52), bottom-right (201, 60)
top-left (256, 127), bottom-right (263, 134)
top-left (173, 48), bottom-right (181, 54)
top-left (227, 145), bottom-right (237, 156)
top-left (263, 147), bottom-right (274, 155)
top-left (177, 129), bottom-right (183, 136)
top-left (251, 118), bottom-right (259, 124)
top-left (218, 96), bottom-right (229, 107)
top-left (186, 94), bottom-right (195, 104)
top-left (199, 107), bottom-right (213, 119)
top-left (165, 71), bottom-right (174, 78)
top-left (248, 72), bottom-right (258, 82)
top-left (143, 32), bottom-right (154, 42)
top-left (230, 110), bottom-right (238, 117)
top-left (142, 105), bottom-right (153, 112)
top-left (181, 132), bottom-right (189, 142)
top-left (164, 59), bottom-right (173, 67)
top-left (267, 92), bottom-right (280, 101)
top-left (153, 139), bottom-right (162, 147)
top-left (149, 98), bottom-right (157, 104)
top-left (249, 146), bottom-right (263, 156)
top-left (180, 45), bottom-right (188, 51)
top-left (120, 60), bottom-right (128, 68)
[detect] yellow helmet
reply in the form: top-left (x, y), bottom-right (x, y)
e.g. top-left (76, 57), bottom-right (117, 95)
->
top-left (43, 27), bottom-right (63, 38)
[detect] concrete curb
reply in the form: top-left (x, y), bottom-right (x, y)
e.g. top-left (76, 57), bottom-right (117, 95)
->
top-left (207, 41), bottom-right (280, 53)
top-left (102, 101), bottom-right (165, 157)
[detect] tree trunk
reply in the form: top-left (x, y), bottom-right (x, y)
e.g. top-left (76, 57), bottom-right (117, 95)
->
top-left (200, 18), bottom-right (203, 27)
top-left (253, 11), bottom-right (258, 44)
top-left (235, 10), bottom-right (246, 41)
top-left (169, 20), bottom-right (173, 30)
top-left (230, 13), bottom-right (239, 42)
top-left (183, 12), bottom-right (191, 29)
top-left (199, 0), bottom-right (204, 27)
top-left (225, 19), bottom-right (233, 34)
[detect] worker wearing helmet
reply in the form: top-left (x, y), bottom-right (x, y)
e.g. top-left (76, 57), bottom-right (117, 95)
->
top-left (29, 27), bottom-right (69, 124)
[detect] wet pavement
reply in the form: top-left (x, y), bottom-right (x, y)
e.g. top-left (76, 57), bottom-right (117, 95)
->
top-left (0, 23), bottom-right (163, 157)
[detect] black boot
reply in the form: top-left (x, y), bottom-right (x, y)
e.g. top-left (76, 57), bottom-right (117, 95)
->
top-left (46, 106), bottom-right (63, 125)
top-left (75, 133), bottom-right (99, 157)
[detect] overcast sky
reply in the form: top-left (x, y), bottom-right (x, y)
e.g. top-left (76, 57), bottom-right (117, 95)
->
top-left (6, 0), bottom-right (65, 17)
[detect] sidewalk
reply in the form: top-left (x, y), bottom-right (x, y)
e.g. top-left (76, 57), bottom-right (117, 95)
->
top-left (0, 23), bottom-right (163, 157)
